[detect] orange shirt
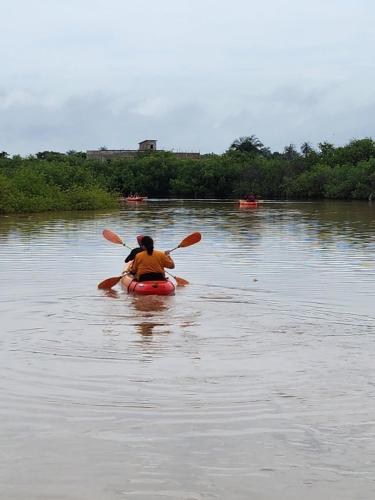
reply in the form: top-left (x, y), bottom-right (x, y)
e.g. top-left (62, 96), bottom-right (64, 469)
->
top-left (131, 250), bottom-right (174, 279)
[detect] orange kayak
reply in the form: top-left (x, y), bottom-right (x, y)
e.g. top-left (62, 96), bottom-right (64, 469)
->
top-left (126, 196), bottom-right (147, 202)
top-left (239, 199), bottom-right (258, 207)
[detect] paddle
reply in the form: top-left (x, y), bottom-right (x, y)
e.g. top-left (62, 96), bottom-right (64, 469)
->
top-left (102, 229), bottom-right (131, 249)
top-left (164, 232), bottom-right (201, 284)
top-left (98, 273), bottom-right (127, 290)
top-left (165, 271), bottom-right (189, 286)
top-left (103, 228), bottom-right (201, 253)
top-left (167, 232), bottom-right (202, 252)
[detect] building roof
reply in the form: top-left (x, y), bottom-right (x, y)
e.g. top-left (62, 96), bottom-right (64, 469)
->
top-left (138, 139), bottom-right (157, 144)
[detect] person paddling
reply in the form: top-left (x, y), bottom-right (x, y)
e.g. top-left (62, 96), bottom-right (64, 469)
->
top-left (130, 236), bottom-right (175, 281)
top-left (244, 193), bottom-right (256, 201)
top-left (124, 235), bottom-right (144, 263)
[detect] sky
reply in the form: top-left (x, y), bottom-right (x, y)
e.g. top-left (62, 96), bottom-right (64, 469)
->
top-left (1, 0), bottom-right (374, 155)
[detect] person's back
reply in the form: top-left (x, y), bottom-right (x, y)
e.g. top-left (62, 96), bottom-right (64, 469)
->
top-left (131, 236), bottom-right (174, 281)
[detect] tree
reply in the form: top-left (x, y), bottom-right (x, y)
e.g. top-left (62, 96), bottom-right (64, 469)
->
top-left (229, 135), bottom-right (265, 155)
top-left (318, 142), bottom-right (334, 153)
top-left (0, 151), bottom-right (9, 158)
top-left (260, 146), bottom-right (272, 158)
top-left (317, 142), bottom-right (336, 165)
top-left (36, 151), bottom-right (65, 161)
top-left (300, 142), bottom-right (313, 157)
top-left (336, 138), bottom-right (375, 165)
top-left (283, 144), bottom-right (299, 160)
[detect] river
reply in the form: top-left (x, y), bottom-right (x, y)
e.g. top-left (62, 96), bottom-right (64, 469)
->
top-left (1, 200), bottom-right (375, 500)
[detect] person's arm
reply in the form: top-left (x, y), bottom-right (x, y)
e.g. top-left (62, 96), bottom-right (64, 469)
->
top-left (130, 255), bottom-right (139, 276)
top-left (163, 251), bottom-right (175, 269)
top-left (125, 248), bottom-right (137, 263)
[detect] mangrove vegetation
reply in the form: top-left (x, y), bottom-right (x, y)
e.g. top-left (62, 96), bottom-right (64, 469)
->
top-left (1, 136), bottom-right (375, 213)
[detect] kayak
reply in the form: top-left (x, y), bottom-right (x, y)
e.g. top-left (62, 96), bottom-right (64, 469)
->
top-left (121, 273), bottom-right (175, 295)
top-left (239, 199), bottom-right (258, 207)
top-left (126, 196), bottom-right (147, 202)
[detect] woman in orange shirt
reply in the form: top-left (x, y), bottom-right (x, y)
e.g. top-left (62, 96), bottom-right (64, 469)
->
top-left (130, 236), bottom-right (175, 281)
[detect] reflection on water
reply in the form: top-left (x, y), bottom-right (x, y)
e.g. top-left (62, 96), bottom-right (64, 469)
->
top-left (132, 296), bottom-right (171, 338)
top-left (103, 288), bottom-right (120, 299)
top-left (137, 322), bottom-right (161, 336)
top-left (132, 295), bottom-right (170, 313)
top-left (1, 200), bottom-right (375, 500)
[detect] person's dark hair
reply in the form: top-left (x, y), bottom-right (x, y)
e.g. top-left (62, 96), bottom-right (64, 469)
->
top-left (141, 236), bottom-right (154, 255)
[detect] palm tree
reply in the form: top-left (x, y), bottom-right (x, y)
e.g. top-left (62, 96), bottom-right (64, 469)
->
top-left (283, 144), bottom-right (299, 160)
top-left (229, 135), bottom-right (264, 155)
top-left (300, 142), bottom-right (313, 157)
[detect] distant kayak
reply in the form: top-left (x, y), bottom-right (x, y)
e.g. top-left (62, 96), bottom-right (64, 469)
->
top-left (121, 274), bottom-right (175, 295)
top-left (126, 196), bottom-right (147, 202)
top-left (239, 199), bottom-right (258, 207)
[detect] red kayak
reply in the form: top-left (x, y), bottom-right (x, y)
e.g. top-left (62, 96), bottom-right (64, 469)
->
top-left (121, 274), bottom-right (175, 296)
top-left (126, 196), bottom-right (147, 202)
top-left (239, 199), bottom-right (258, 207)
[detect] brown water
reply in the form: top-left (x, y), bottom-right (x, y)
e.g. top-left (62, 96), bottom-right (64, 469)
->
top-left (1, 200), bottom-right (375, 500)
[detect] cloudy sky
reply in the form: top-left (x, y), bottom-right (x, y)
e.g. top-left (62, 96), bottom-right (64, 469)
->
top-left (1, 0), bottom-right (374, 155)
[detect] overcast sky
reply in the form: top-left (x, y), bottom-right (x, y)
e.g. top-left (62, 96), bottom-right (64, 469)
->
top-left (1, 0), bottom-right (374, 155)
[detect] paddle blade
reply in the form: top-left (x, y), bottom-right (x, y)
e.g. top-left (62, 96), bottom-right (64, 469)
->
top-left (174, 276), bottom-right (189, 286)
top-left (102, 229), bottom-right (124, 245)
top-left (179, 232), bottom-right (202, 248)
top-left (97, 275), bottom-right (123, 290)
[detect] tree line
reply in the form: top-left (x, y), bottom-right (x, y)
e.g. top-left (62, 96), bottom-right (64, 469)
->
top-left (1, 136), bottom-right (375, 213)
